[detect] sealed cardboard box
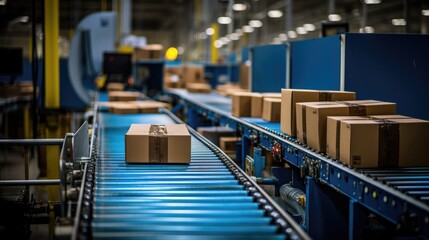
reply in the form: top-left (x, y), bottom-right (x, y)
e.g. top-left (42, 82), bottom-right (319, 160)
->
top-left (186, 83), bottom-right (212, 93)
top-left (326, 116), bottom-right (368, 159)
top-left (182, 65), bottom-right (205, 83)
top-left (340, 118), bottom-right (429, 168)
top-left (297, 100), bottom-right (396, 152)
top-left (106, 82), bottom-right (125, 92)
top-left (135, 44), bottom-right (164, 60)
top-left (369, 115), bottom-right (408, 120)
top-left (280, 89), bottom-right (356, 137)
top-left (239, 63), bottom-right (250, 90)
top-left (125, 124), bottom-right (191, 164)
top-left (231, 92), bottom-right (260, 117)
top-left (109, 102), bottom-right (140, 114)
top-left (262, 98), bottom-right (282, 122)
top-left (220, 137), bottom-right (241, 152)
top-left (130, 101), bottom-right (169, 113)
top-left (108, 91), bottom-right (141, 101)
top-left (251, 93), bottom-right (281, 118)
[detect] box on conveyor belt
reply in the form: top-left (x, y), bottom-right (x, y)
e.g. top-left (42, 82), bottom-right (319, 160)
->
top-left (108, 91), bottom-right (141, 101)
top-left (296, 100), bottom-right (396, 152)
top-left (197, 126), bottom-right (235, 146)
top-left (239, 63), bottom-right (250, 90)
top-left (165, 66), bottom-right (183, 78)
top-left (280, 89), bottom-right (356, 137)
top-left (339, 118), bottom-right (429, 168)
top-left (106, 82), bottom-right (125, 92)
top-left (186, 82), bottom-right (212, 93)
top-left (262, 98), bottom-right (282, 122)
top-left (251, 93), bottom-right (281, 118)
top-left (326, 115), bottom-right (412, 159)
top-left (231, 92), bottom-right (261, 117)
top-left (216, 83), bottom-right (244, 96)
top-left (108, 102), bottom-right (140, 114)
top-left (135, 44), bottom-right (164, 60)
top-left (130, 101), bottom-right (169, 113)
top-left (220, 137), bottom-right (241, 153)
top-left (182, 65), bottom-right (205, 83)
top-left (125, 124), bottom-right (191, 164)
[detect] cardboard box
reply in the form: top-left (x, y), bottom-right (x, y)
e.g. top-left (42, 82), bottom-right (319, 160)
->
top-left (369, 115), bottom-right (409, 120)
top-left (109, 102), bottom-right (140, 114)
top-left (130, 101), bottom-right (169, 113)
top-left (297, 100), bottom-right (396, 152)
top-left (182, 65), bottom-right (205, 83)
top-left (340, 118), bottom-right (429, 168)
top-left (186, 83), bottom-right (212, 93)
top-left (125, 124), bottom-right (191, 164)
top-left (197, 126), bottom-right (235, 146)
top-left (239, 63), bottom-right (250, 90)
top-left (280, 89), bottom-right (356, 137)
top-left (326, 116), bottom-right (368, 159)
top-left (106, 83), bottom-right (125, 92)
top-left (135, 44), bottom-right (164, 60)
top-left (262, 98), bottom-right (282, 122)
top-left (108, 91), bottom-right (141, 101)
top-left (220, 137), bottom-right (241, 152)
top-left (231, 92), bottom-right (260, 117)
top-left (251, 93), bottom-right (281, 118)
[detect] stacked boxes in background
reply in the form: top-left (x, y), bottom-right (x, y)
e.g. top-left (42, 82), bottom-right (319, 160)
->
top-left (262, 98), bottom-right (282, 122)
top-left (125, 124), bottom-right (191, 164)
top-left (135, 44), bottom-right (164, 60)
top-left (106, 83), bottom-right (125, 92)
top-left (251, 93), bottom-right (281, 118)
top-left (186, 83), bottom-right (212, 93)
top-left (295, 100), bottom-right (396, 152)
top-left (216, 83), bottom-right (248, 96)
top-left (280, 89), bottom-right (356, 137)
top-left (182, 65), bottom-right (205, 84)
top-left (108, 91), bottom-right (141, 101)
top-left (197, 126), bottom-right (235, 146)
top-left (164, 66), bottom-right (184, 89)
top-left (231, 92), bottom-right (261, 117)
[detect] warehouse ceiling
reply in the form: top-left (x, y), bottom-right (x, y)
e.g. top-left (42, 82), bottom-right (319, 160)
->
top-left (0, 0), bottom-right (429, 58)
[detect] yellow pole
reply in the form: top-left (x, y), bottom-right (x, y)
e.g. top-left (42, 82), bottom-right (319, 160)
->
top-left (210, 23), bottom-right (218, 64)
top-left (44, 0), bottom-right (60, 202)
top-left (44, 0), bottom-right (59, 108)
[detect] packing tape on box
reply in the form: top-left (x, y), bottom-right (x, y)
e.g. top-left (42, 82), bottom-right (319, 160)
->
top-left (376, 120), bottom-right (399, 167)
top-left (341, 102), bottom-right (367, 116)
top-left (149, 125), bottom-right (168, 163)
top-left (318, 92), bottom-right (333, 101)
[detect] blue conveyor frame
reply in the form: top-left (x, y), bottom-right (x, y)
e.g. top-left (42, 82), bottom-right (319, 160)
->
top-left (166, 89), bottom-right (429, 239)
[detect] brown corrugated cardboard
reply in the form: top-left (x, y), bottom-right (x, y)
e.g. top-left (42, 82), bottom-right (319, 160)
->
top-left (186, 83), bottom-right (212, 93)
top-left (125, 124), bottom-right (191, 164)
top-left (108, 91), bottom-right (141, 101)
top-left (220, 137), bottom-right (241, 152)
top-left (251, 93), bottom-right (281, 118)
top-left (182, 65), bottom-right (205, 83)
top-left (297, 100), bottom-right (396, 152)
top-left (135, 44), bottom-right (164, 60)
top-left (340, 118), bottom-right (429, 168)
top-left (369, 115), bottom-right (409, 120)
top-left (109, 102), bottom-right (140, 114)
top-left (326, 116), bottom-right (368, 159)
top-left (262, 98), bottom-right (282, 122)
top-left (280, 89), bottom-right (356, 137)
top-left (130, 101), bottom-right (169, 113)
top-left (231, 92), bottom-right (260, 117)
top-left (106, 83), bottom-right (125, 92)
top-left (239, 63), bottom-right (250, 90)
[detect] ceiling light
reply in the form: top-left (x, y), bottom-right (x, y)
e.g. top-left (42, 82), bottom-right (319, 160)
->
top-left (177, 47), bottom-right (184, 55)
top-left (287, 30), bottom-right (297, 39)
top-left (242, 25), bottom-right (254, 33)
top-left (328, 14), bottom-right (342, 22)
top-left (233, 3), bottom-right (247, 11)
top-left (205, 27), bottom-right (215, 36)
top-left (360, 26), bottom-right (375, 33)
top-left (296, 27), bottom-right (308, 35)
top-left (392, 18), bottom-right (406, 26)
top-left (220, 37), bottom-right (230, 44)
top-left (422, 9), bottom-right (429, 16)
top-left (273, 37), bottom-right (282, 44)
top-left (218, 16), bottom-right (231, 25)
top-left (268, 10), bottom-right (283, 18)
top-left (214, 40), bottom-right (223, 48)
top-left (364, 0), bottom-right (381, 4)
top-left (19, 16), bottom-right (29, 23)
top-left (279, 33), bottom-right (288, 41)
top-left (303, 23), bottom-right (316, 31)
top-left (249, 20), bottom-right (263, 28)
top-left (229, 33), bottom-right (240, 41)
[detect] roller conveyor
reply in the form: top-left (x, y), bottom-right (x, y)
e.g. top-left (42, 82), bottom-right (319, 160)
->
top-left (87, 112), bottom-right (307, 239)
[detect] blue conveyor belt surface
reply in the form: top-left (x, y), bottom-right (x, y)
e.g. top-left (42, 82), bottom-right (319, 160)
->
top-left (92, 112), bottom-right (286, 239)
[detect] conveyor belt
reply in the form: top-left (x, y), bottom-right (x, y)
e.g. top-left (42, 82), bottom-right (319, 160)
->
top-left (166, 89), bottom-right (429, 237)
top-left (89, 112), bottom-right (306, 239)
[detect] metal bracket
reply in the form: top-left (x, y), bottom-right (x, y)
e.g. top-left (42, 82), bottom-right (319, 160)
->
top-left (300, 156), bottom-right (320, 180)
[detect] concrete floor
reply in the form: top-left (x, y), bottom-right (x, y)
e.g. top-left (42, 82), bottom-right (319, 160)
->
top-left (0, 148), bottom-right (49, 240)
